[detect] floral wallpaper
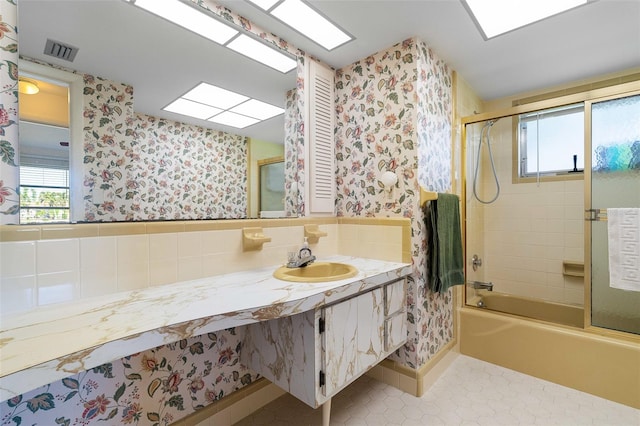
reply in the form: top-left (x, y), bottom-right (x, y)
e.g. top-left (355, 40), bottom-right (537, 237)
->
top-left (80, 70), bottom-right (247, 221)
top-left (414, 40), bottom-right (454, 366)
top-left (0, 329), bottom-right (258, 426)
top-left (0, 2), bottom-right (19, 224)
top-left (284, 58), bottom-right (306, 217)
top-left (335, 37), bottom-right (453, 369)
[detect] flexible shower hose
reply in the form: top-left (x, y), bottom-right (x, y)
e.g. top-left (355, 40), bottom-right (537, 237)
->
top-left (472, 120), bottom-right (500, 204)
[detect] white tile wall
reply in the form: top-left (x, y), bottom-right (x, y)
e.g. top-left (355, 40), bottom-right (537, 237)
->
top-left (80, 237), bottom-right (117, 298)
top-left (1, 222), bottom-right (402, 314)
top-left (116, 235), bottom-right (148, 292)
top-left (467, 118), bottom-right (585, 306)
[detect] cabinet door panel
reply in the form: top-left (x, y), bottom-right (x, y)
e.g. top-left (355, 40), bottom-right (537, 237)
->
top-left (385, 311), bottom-right (407, 352)
top-left (322, 296), bottom-right (358, 396)
top-left (385, 279), bottom-right (405, 316)
top-left (357, 287), bottom-right (385, 372)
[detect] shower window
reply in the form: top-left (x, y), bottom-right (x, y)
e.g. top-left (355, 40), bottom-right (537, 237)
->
top-left (517, 103), bottom-right (584, 178)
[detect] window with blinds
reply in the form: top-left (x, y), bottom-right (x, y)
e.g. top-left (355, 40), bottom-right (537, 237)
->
top-left (19, 164), bottom-right (70, 223)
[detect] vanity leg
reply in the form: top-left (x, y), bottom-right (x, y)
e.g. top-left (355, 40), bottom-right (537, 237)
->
top-left (322, 398), bottom-right (331, 426)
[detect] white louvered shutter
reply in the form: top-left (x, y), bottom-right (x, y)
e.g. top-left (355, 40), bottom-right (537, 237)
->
top-left (307, 60), bottom-right (335, 214)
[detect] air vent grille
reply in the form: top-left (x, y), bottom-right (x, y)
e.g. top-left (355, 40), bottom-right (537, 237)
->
top-left (44, 39), bottom-right (79, 62)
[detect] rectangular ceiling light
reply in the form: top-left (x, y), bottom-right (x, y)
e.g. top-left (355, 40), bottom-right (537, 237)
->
top-left (164, 83), bottom-right (284, 129)
top-left (270, 0), bottom-right (352, 50)
top-left (163, 98), bottom-right (223, 120)
top-left (247, 0), bottom-right (280, 10)
top-left (182, 83), bottom-right (249, 110)
top-left (208, 111), bottom-right (260, 128)
top-left (463, 0), bottom-right (589, 39)
top-left (229, 99), bottom-right (284, 120)
top-left (227, 34), bottom-right (297, 73)
top-left (132, 0), bottom-right (238, 44)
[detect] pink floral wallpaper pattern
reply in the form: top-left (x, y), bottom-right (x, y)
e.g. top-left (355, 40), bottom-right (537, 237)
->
top-left (335, 37), bottom-right (453, 369)
top-left (0, 329), bottom-right (257, 426)
top-left (0, 0), bottom-right (19, 224)
top-left (80, 72), bottom-right (247, 221)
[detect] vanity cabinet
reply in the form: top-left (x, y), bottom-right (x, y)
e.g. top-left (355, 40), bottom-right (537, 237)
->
top-left (241, 277), bottom-right (407, 408)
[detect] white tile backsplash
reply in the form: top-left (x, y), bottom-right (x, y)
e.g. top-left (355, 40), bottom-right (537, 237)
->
top-left (149, 233), bottom-right (178, 261)
top-left (36, 239), bottom-right (79, 274)
top-left (37, 271), bottom-right (78, 305)
top-left (1, 241), bottom-right (36, 278)
top-left (178, 232), bottom-right (203, 259)
top-left (0, 275), bottom-right (35, 313)
top-left (1, 221), bottom-right (407, 311)
top-left (80, 237), bottom-right (116, 272)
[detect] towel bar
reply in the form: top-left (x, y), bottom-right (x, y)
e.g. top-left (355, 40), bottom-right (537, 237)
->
top-left (420, 188), bottom-right (438, 206)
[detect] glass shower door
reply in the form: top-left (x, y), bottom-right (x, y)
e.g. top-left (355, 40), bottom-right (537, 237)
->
top-left (589, 93), bottom-right (640, 335)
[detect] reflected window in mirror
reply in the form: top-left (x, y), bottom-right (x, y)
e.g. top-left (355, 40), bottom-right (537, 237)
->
top-left (18, 74), bottom-right (72, 224)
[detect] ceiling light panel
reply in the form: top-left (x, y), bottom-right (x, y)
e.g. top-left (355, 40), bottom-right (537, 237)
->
top-left (165, 83), bottom-right (284, 129)
top-left (182, 82), bottom-right (249, 110)
top-left (270, 0), bottom-right (352, 50)
top-left (247, 0), bottom-right (281, 11)
top-left (229, 99), bottom-right (284, 120)
top-left (227, 34), bottom-right (297, 73)
top-left (463, 0), bottom-right (589, 39)
top-left (163, 98), bottom-right (223, 120)
top-left (208, 111), bottom-right (260, 128)
top-left (132, 0), bottom-right (238, 44)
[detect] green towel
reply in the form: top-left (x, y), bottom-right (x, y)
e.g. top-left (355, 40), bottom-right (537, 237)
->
top-left (425, 193), bottom-right (464, 293)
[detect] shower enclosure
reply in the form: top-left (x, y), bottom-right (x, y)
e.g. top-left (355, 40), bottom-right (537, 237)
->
top-left (462, 82), bottom-right (640, 336)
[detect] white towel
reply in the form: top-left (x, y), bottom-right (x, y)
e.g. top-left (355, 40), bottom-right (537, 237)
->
top-left (607, 208), bottom-right (640, 291)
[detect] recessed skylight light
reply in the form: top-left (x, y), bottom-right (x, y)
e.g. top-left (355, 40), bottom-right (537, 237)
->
top-left (227, 34), bottom-right (297, 73)
top-left (132, 0), bottom-right (238, 44)
top-left (270, 0), bottom-right (352, 50)
top-left (164, 83), bottom-right (284, 129)
top-left (163, 98), bottom-right (223, 120)
top-left (208, 111), bottom-right (260, 129)
top-left (182, 83), bottom-right (249, 110)
top-left (463, 0), bottom-right (589, 39)
top-left (230, 99), bottom-right (284, 120)
top-left (247, 0), bottom-right (280, 11)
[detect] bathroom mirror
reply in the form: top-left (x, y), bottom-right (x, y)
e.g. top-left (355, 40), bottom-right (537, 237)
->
top-left (17, 0), bottom-right (298, 222)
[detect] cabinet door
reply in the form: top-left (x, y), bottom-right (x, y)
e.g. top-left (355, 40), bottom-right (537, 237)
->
top-left (322, 287), bottom-right (385, 397)
top-left (322, 295), bottom-right (358, 396)
top-left (356, 286), bottom-right (386, 372)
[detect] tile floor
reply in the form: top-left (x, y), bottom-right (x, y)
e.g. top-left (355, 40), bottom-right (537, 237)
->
top-left (234, 355), bottom-right (640, 426)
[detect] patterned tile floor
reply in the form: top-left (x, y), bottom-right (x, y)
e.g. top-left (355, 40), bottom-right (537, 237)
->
top-left (234, 355), bottom-right (640, 426)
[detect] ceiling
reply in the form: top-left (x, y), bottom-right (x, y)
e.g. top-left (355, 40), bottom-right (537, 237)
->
top-left (17, 0), bottom-right (640, 146)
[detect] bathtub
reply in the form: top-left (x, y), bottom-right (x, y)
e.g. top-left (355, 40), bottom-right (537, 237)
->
top-left (460, 303), bottom-right (640, 409)
top-left (469, 291), bottom-right (584, 328)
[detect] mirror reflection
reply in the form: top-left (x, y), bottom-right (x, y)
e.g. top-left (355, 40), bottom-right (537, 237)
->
top-left (17, 0), bottom-right (297, 223)
top-left (258, 156), bottom-right (285, 218)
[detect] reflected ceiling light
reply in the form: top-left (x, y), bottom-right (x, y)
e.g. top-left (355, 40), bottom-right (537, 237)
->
top-left (247, 0), bottom-right (280, 10)
top-left (462, 0), bottom-right (590, 39)
top-left (164, 83), bottom-right (283, 129)
top-left (270, 0), bottom-right (352, 50)
top-left (229, 99), bottom-right (284, 120)
top-left (18, 78), bottom-right (40, 95)
top-left (182, 82), bottom-right (249, 110)
top-left (227, 34), bottom-right (297, 73)
top-left (131, 0), bottom-right (238, 44)
top-left (163, 98), bottom-right (223, 120)
top-left (208, 111), bottom-right (260, 128)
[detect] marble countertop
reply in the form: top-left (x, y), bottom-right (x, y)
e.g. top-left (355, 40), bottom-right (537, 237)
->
top-left (0, 256), bottom-right (411, 401)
